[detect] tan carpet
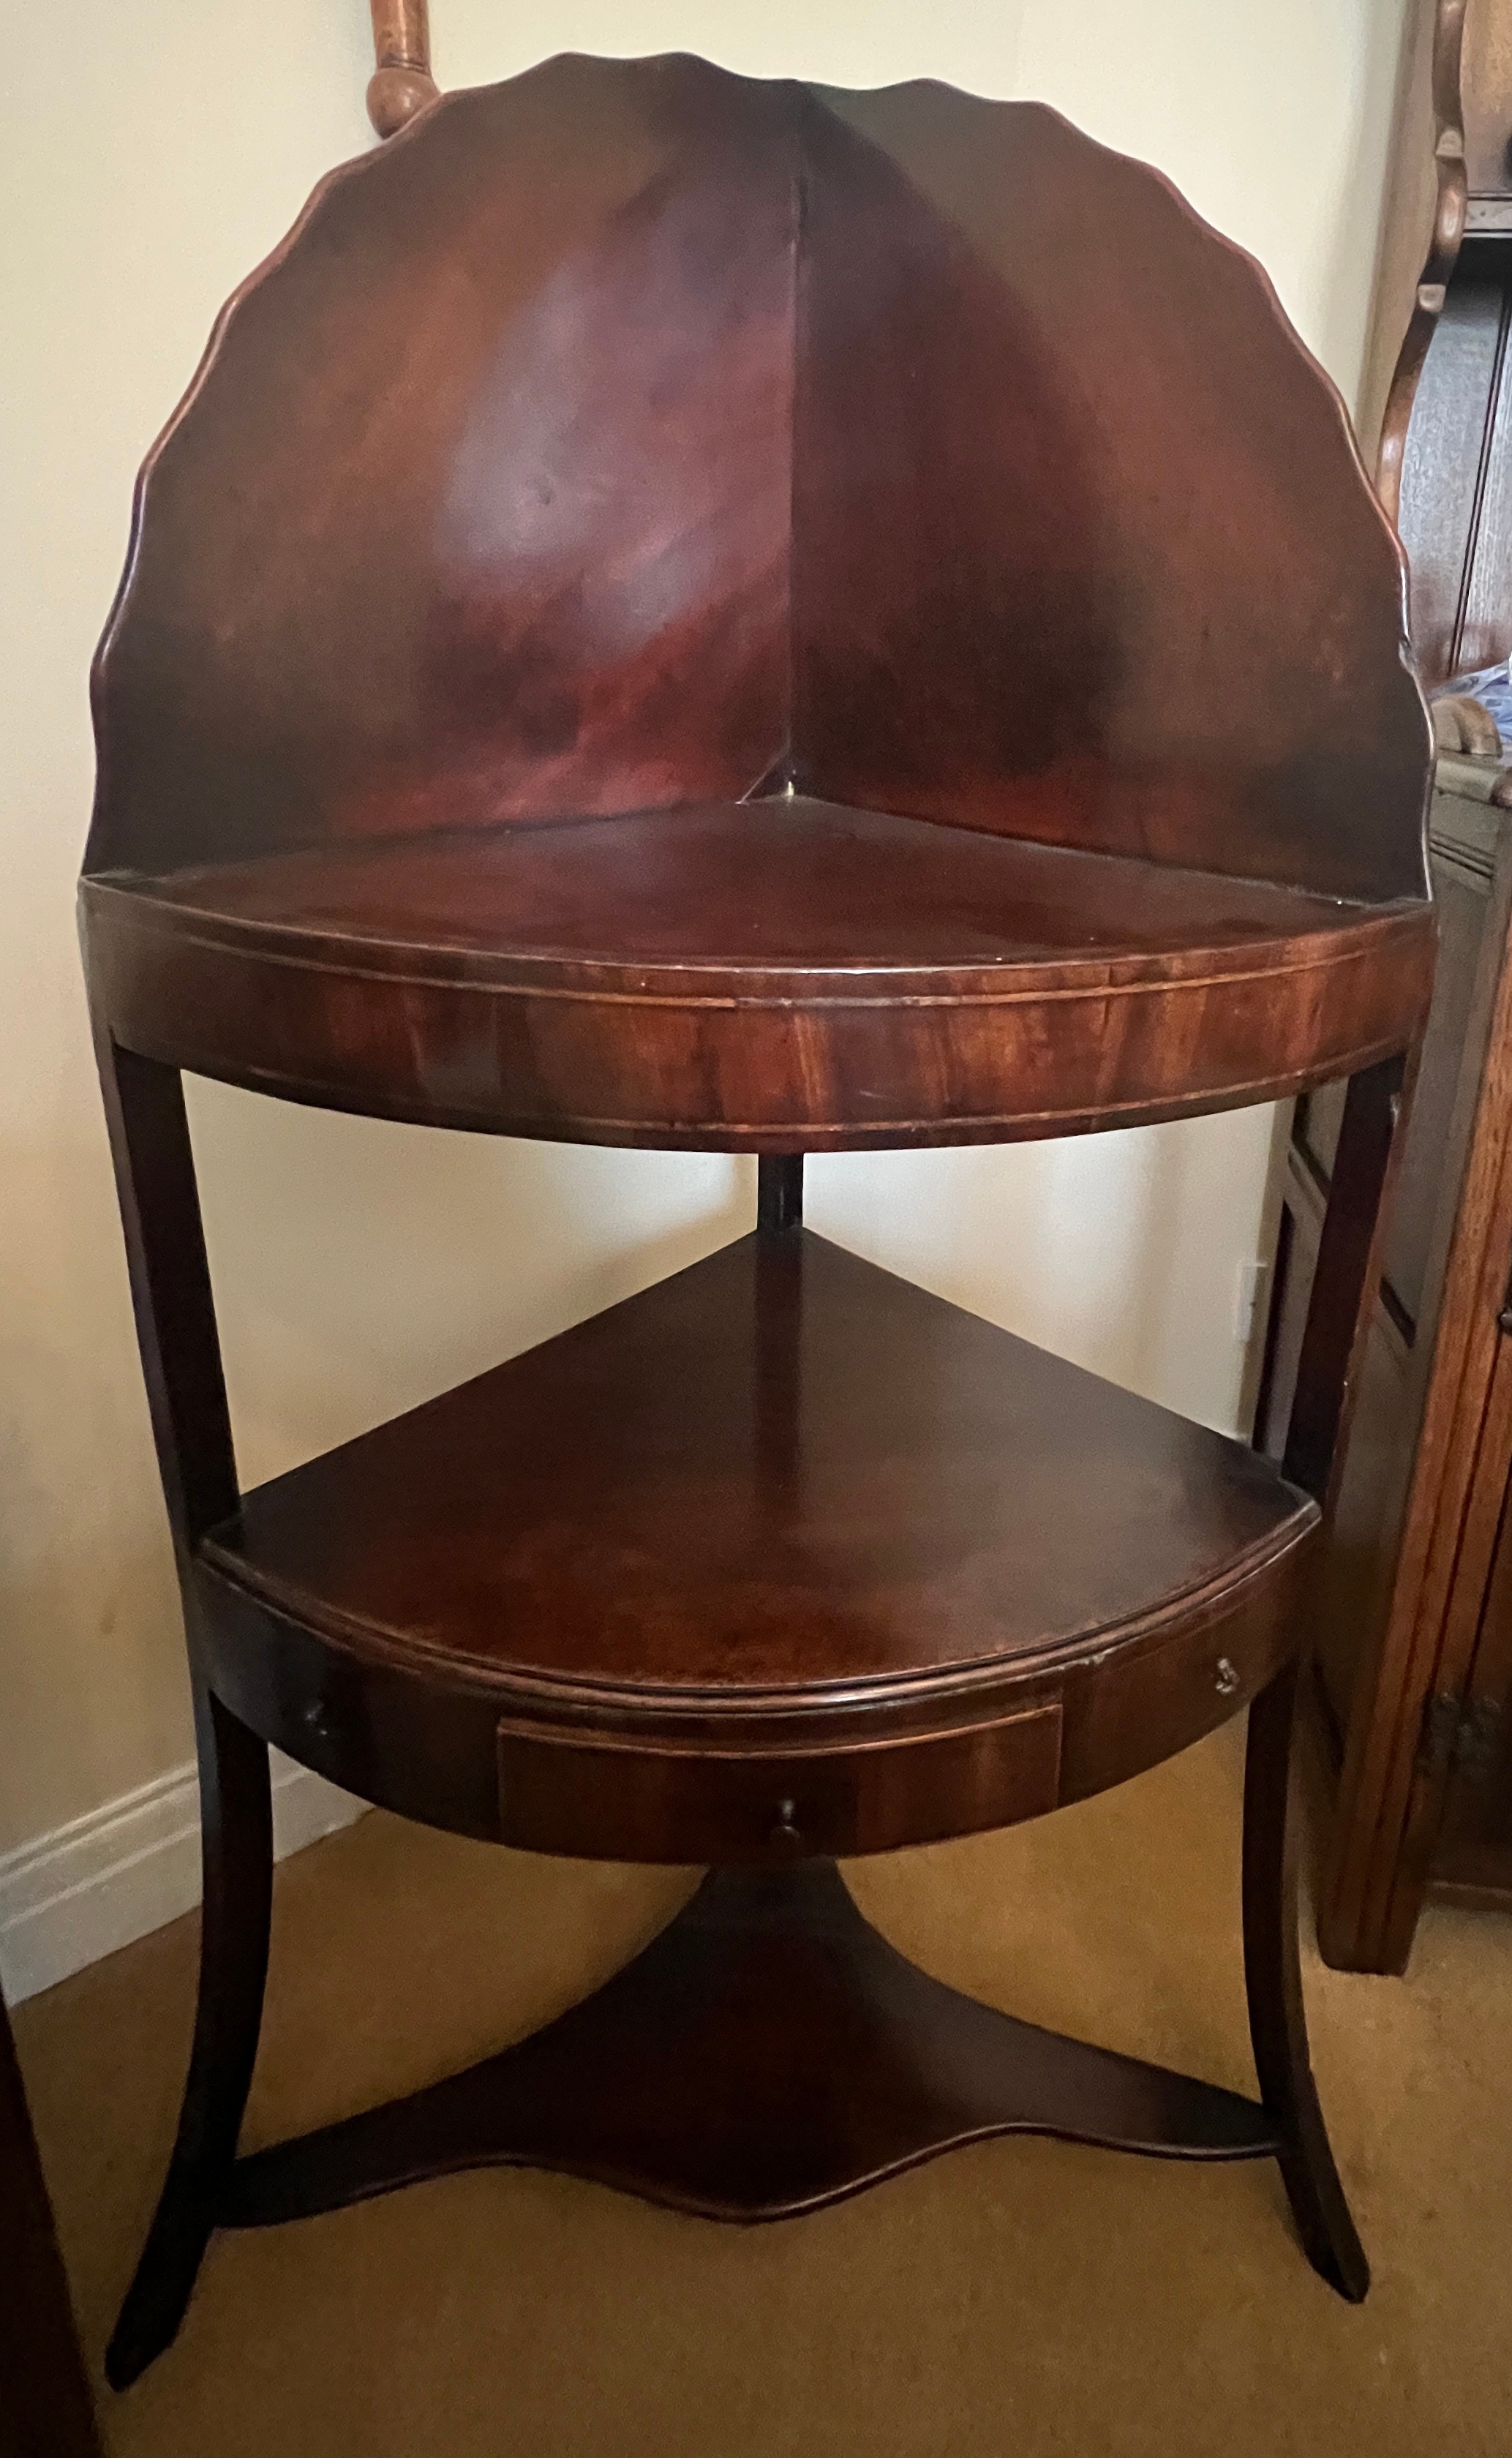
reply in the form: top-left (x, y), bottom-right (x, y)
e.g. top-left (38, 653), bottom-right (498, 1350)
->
top-left (15, 1724), bottom-right (1512, 2456)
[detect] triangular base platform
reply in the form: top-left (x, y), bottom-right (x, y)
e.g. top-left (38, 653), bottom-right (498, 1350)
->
top-left (222, 1860), bottom-right (1277, 2232)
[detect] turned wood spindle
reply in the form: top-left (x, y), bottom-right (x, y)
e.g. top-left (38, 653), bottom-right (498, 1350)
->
top-left (367, 0), bottom-right (438, 139)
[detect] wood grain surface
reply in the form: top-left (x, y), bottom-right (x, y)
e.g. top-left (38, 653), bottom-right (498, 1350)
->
top-left (192, 1229), bottom-right (1317, 1860)
top-left (83, 800), bottom-right (1432, 1148)
top-left (80, 55), bottom-right (1421, 2372)
top-left (82, 57), bottom-right (1432, 1147)
top-left (218, 1859), bottom-right (1281, 2233)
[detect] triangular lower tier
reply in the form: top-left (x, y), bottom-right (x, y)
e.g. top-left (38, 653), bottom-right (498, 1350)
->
top-left (201, 1228), bottom-right (1312, 1703)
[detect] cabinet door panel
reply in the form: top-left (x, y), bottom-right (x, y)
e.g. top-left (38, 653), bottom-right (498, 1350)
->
top-left (1385, 855), bottom-right (1492, 1331)
top-left (1257, 1165), bottom-right (1319, 1466)
top-left (1432, 1451), bottom-right (1512, 1887)
top-left (1293, 1080), bottom-right (1347, 1192)
top-left (1312, 1312), bottom-right (1414, 1744)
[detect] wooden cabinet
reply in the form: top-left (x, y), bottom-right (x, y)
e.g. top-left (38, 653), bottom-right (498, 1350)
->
top-left (1257, 0), bottom-right (1512, 1972)
top-left (1260, 766), bottom-right (1512, 1970)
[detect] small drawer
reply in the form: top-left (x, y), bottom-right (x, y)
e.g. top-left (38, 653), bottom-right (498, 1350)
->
top-left (496, 1698), bottom-right (1064, 1863)
top-left (1058, 1543), bottom-right (1309, 1805)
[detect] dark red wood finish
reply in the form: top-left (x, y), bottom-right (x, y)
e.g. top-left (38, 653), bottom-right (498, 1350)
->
top-left (85, 59), bottom-right (1428, 895)
top-left (89, 62), bottom-right (802, 876)
top-left (191, 1229), bottom-right (1316, 1859)
top-left (104, 1683), bottom-right (273, 2394)
top-left (80, 54), bottom-right (1432, 2388)
top-left (794, 86), bottom-right (1422, 898)
top-left (1261, 8), bottom-right (1512, 1976)
top-left (220, 1859), bottom-right (1280, 2231)
top-left (80, 59), bottom-right (1432, 1151)
top-left (82, 801), bottom-right (1431, 1150)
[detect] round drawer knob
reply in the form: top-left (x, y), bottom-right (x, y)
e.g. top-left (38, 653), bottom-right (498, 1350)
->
top-left (770, 1797), bottom-right (804, 1850)
top-left (1214, 1657), bottom-right (1240, 1698)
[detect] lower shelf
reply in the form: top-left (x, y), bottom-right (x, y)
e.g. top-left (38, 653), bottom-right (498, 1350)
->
top-left (222, 1859), bottom-right (1277, 2233)
top-left (194, 1229), bottom-right (1317, 1860)
top-left (103, 1675), bottom-right (1370, 2392)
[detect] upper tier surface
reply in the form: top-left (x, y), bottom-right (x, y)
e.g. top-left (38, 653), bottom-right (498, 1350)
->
top-left (81, 797), bottom-right (1434, 1147)
top-left (82, 55), bottom-right (1434, 1142)
top-left (108, 798), bottom-right (1379, 966)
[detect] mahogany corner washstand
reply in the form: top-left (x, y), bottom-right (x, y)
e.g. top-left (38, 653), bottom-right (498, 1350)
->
top-left (80, 57), bottom-right (1436, 2389)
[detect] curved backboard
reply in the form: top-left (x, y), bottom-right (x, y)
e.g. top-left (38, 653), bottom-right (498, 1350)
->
top-left (87, 53), bottom-right (1430, 906)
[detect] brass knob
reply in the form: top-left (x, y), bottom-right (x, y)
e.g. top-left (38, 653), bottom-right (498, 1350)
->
top-left (770, 1797), bottom-right (803, 1849)
top-left (1215, 1657), bottom-right (1240, 1698)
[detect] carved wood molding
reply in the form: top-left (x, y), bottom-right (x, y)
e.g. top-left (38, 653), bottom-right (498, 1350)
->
top-left (1376, 0), bottom-right (1470, 521)
top-left (368, 0), bottom-right (438, 139)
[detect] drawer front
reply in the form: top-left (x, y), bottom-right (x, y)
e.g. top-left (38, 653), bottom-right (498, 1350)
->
top-left (1058, 1541), bottom-right (1310, 1804)
top-left (201, 1543), bottom-right (1308, 1862)
top-left (497, 1699), bottom-right (1064, 1863)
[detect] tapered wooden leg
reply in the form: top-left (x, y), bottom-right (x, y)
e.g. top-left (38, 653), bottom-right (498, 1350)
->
top-left (1242, 1662), bottom-right (1368, 2301)
top-left (1240, 1053), bottom-right (1400, 2297)
top-left (106, 1683), bottom-right (273, 2391)
top-left (87, 1035), bottom-right (266, 2382)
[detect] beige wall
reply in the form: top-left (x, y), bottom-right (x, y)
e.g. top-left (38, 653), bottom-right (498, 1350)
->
top-left (0, 0), bottom-right (1410, 1857)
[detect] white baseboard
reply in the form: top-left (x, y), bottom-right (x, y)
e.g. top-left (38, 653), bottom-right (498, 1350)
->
top-left (0, 1751), bottom-right (366, 2006)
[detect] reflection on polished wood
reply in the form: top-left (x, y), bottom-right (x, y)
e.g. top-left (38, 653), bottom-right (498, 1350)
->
top-left (82, 59), bottom-right (1432, 1148)
top-left (88, 799), bottom-right (1429, 1148)
top-left (222, 1861), bottom-right (1281, 2232)
top-left (195, 1228), bottom-right (1316, 1858)
top-left (82, 56), bottom-right (1431, 2386)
